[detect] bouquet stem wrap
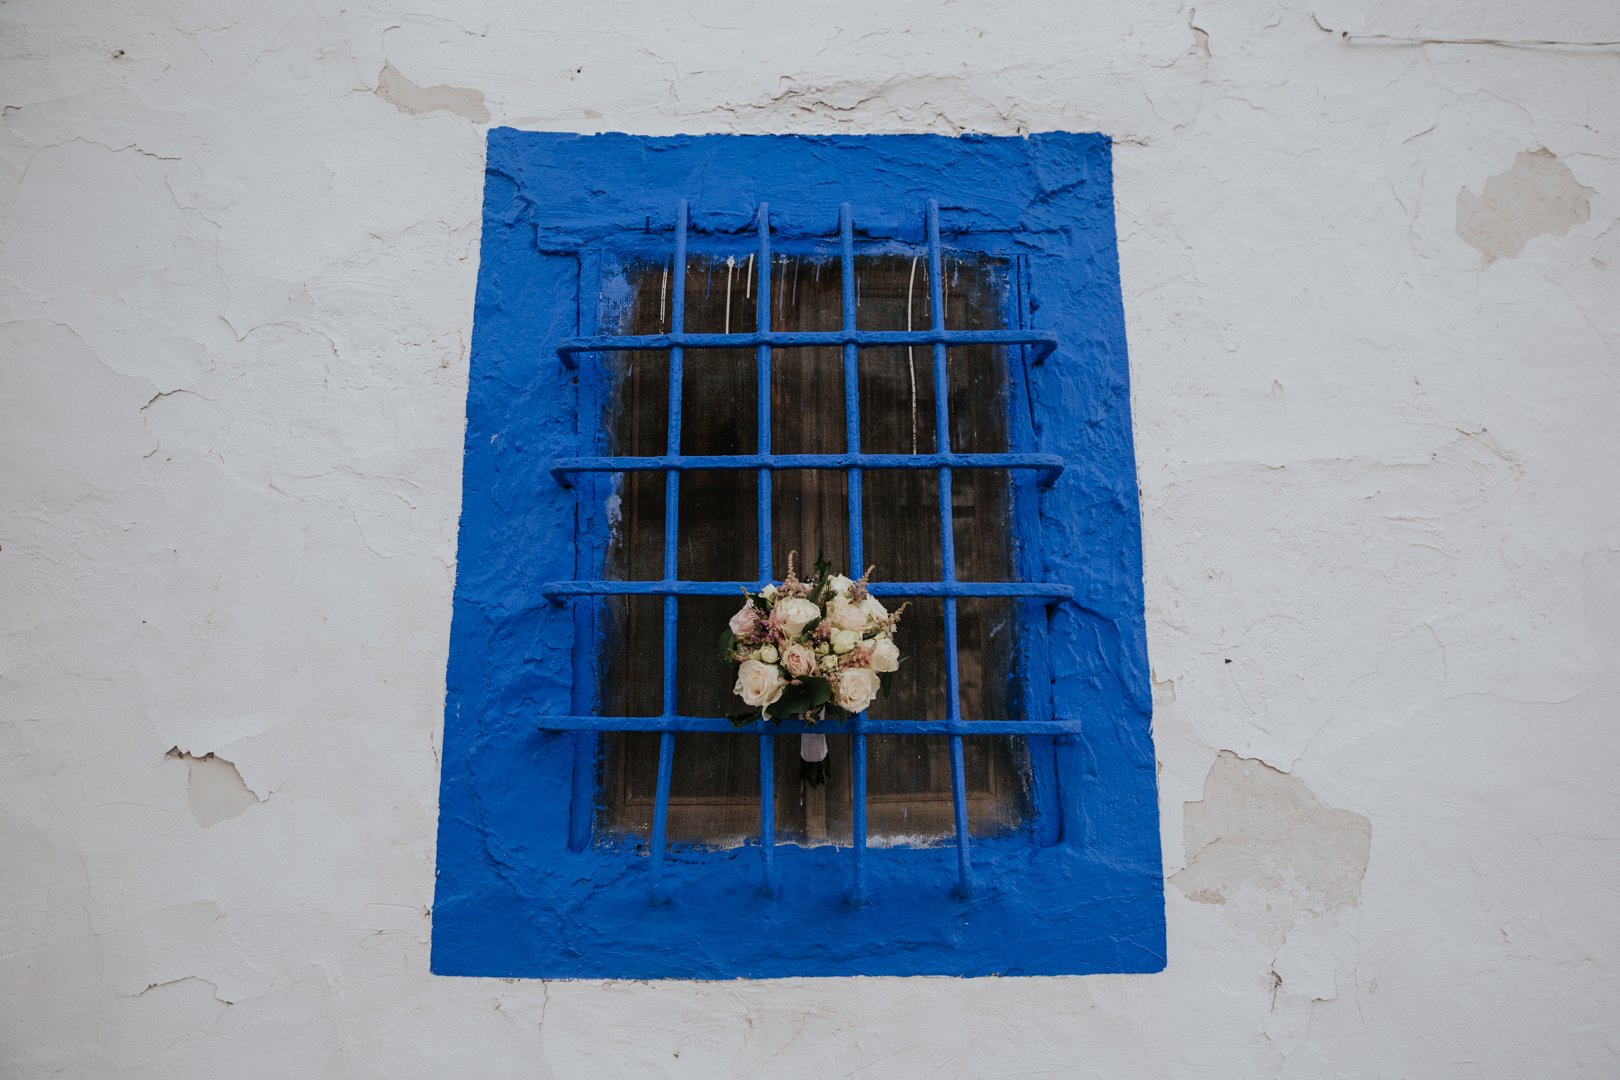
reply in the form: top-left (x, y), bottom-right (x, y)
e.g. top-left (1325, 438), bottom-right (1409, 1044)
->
top-left (799, 730), bottom-right (829, 788)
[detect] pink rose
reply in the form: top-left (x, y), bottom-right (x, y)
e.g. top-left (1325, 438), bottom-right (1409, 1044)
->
top-left (781, 642), bottom-right (816, 678)
top-left (728, 603), bottom-right (760, 638)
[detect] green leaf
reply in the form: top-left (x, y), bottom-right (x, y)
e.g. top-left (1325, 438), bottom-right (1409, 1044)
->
top-left (801, 615), bottom-right (822, 637)
top-left (725, 710), bottom-right (759, 728)
top-left (878, 670), bottom-right (894, 696)
top-left (717, 627), bottom-right (737, 665)
top-left (809, 554), bottom-right (832, 605)
top-left (822, 703), bottom-right (850, 722)
top-left (770, 676), bottom-right (832, 718)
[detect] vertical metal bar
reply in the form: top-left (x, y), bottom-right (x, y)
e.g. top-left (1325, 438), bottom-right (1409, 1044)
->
top-left (841, 203), bottom-right (869, 905)
top-left (755, 204), bottom-right (778, 898)
top-left (648, 200), bottom-right (689, 904)
top-left (1010, 253), bottom-right (1062, 847)
top-left (928, 200), bottom-right (973, 898)
top-left (648, 730), bottom-right (675, 904)
top-left (756, 204), bottom-right (773, 585)
top-left (759, 732), bottom-right (777, 896)
top-left (841, 205), bottom-right (862, 568)
top-left (568, 250), bottom-right (605, 853)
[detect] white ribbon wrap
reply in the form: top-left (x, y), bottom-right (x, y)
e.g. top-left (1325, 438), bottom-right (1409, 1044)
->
top-left (799, 732), bottom-right (828, 763)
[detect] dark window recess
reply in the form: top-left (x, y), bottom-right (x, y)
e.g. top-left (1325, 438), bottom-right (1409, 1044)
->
top-left (596, 252), bottom-right (1027, 845)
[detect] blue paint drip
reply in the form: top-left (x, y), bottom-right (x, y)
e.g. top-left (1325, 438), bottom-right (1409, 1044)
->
top-left (433, 131), bottom-right (1164, 978)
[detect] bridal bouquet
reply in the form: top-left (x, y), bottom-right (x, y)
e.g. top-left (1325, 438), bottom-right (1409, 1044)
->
top-left (718, 554), bottom-right (905, 785)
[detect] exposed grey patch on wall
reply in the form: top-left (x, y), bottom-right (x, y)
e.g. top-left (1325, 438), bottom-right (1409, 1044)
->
top-left (1456, 148), bottom-right (1595, 266)
top-left (1172, 751), bottom-right (1371, 914)
top-left (165, 748), bottom-right (261, 828)
top-left (375, 62), bottom-right (491, 124)
top-left (1151, 671), bottom-right (1177, 706)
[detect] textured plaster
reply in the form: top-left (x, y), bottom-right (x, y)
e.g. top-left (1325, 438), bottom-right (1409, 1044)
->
top-left (2, 0), bottom-right (1618, 1076)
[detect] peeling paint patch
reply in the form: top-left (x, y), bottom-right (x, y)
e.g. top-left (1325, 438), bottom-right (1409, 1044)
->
top-left (1188, 9), bottom-right (1212, 57)
top-left (375, 62), bottom-right (491, 123)
top-left (1171, 752), bottom-right (1371, 915)
top-left (165, 748), bottom-right (260, 827)
top-left (1456, 148), bottom-right (1594, 266)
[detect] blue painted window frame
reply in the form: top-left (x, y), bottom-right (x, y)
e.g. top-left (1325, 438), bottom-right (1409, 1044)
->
top-left (433, 130), bottom-right (1164, 978)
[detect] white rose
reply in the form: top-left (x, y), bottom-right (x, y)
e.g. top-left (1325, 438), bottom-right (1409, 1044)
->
top-left (775, 597), bottom-right (821, 638)
top-left (757, 644), bottom-right (779, 665)
top-left (827, 598), bottom-right (870, 632)
top-left (830, 628), bottom-right (858, 654)
top-left (760, 584), bottom-right (778, 600)
top-left (833, 668), bottom-right (882, 713)
top-left (815, 642), bottom-right (830, 656)
top-left (869, 637), bottom-right (900, 672)
top-left (819, 654), bottom-right (838, 672)
top-left (733, 660), bottom-right (786, 710)
top-left (781, 643), bottom-right (816, 678)
top-left (860, 595), bottom-right (889, 625)
top-left (827, 574), bottom-right (853, 596)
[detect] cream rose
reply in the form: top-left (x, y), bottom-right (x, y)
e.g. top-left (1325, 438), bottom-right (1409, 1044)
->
top-left (781, 642), bottom-right (816, 678)
top-left (868, 637), bottom-right (900, 672)
top-left (833, 667), bottom-right (882, 713)
top-left (757, 644), bottom-right (779, 665)
top-left (830, 628), bottom-right (858, 654)
top-left (733, 660), bottom-right (786, 710)
top-left (827, 598), bottom-right (871, 632)
top-left (827, 573), bottom-right (853, 596)
top-left (774, 597), bottom-right (821, 638)
top-left (859, 595), bottom-right (889, 625)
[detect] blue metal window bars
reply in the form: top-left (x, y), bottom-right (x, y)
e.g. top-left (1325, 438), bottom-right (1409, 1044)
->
top-left (538, 200), bottom-right (1083, 904)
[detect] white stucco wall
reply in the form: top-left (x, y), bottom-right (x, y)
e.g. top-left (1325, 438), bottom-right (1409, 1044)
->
top-left (4, 1), bottom-right (1618, 1075)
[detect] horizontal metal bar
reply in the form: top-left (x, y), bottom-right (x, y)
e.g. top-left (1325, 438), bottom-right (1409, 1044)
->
top-left (550, 451), bottom-right (1064, 485)
top-left (535, 715), bottom-right (1083, 736)
top-left (539, 579), bottom-right (1074, 601)
top-left (557, 329), bottom-right (1058, 366)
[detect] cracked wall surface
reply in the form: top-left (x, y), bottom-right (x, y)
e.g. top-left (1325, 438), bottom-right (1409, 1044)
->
top-left (2, 0), bottom-right (1617, 1076)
